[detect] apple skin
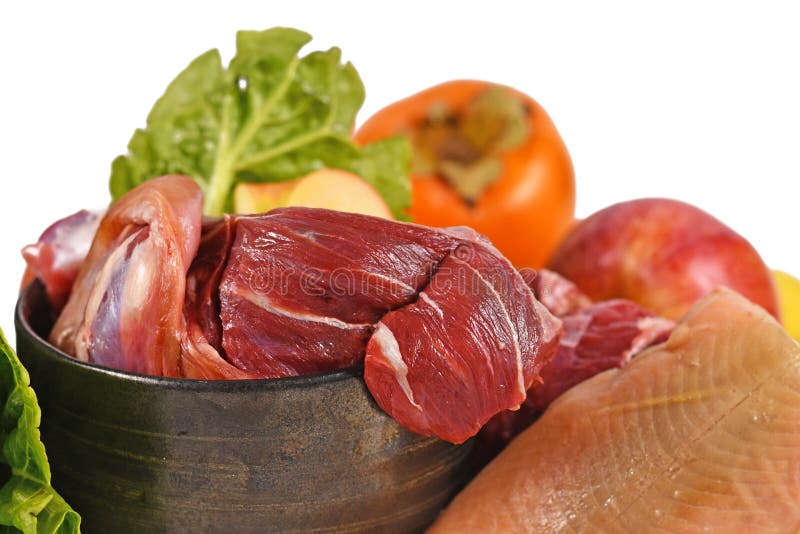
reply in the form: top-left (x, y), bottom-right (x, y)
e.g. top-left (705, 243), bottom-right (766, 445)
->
top-left (547, 198), bottom-right (779, 320)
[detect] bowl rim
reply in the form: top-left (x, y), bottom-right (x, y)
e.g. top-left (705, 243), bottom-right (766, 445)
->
top-left (14, 281), bottom-right (359, 392)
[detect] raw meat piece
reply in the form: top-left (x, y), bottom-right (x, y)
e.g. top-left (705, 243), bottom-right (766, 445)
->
top-left (20, 209), bottom-right (103, 313)
top-left (528, 299), bottom-right (674, 412)
top-left (216, 208), bottom-right (560, 443)
top-left (49, 175), bottom-right (202, 376)
top-left (218, 208), bottom-right (457, 377)
top-left (181, 216), bottom-right (255, 379)
top-left (46, 191), bottom-right (562, 444)
top-left (364, 230), bottom-right (561, 444)
top-left (520, 267), bottom-right (591, 316)
top-left (430, 288), bottom-right (800, 532)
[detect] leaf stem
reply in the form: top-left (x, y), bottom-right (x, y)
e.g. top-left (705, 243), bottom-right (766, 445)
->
top-left (235, 129), bottom-right (331, 171)
top-left (205, 92), bottom-right (235, 216)
top-left (228, 57), bottom-right (300, 162)
top-left (204, 58), bottom-right (300, 216)
top-left (236, 100), bottom-right (339, 172)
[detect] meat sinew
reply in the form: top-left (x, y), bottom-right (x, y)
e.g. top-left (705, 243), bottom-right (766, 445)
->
top-left (49, 175), bottom-right (202, 377)
top-left (430, 288), bottom-right (800, 532)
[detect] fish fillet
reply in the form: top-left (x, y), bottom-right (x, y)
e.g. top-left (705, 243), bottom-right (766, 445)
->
top-left (430, 288), bottom-right (800, 533)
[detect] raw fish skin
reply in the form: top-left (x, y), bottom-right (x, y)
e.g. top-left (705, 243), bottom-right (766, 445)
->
top-left (430, 288), bottom-right (800, 533)
top-left (49, 176), bottom-right (202, 377)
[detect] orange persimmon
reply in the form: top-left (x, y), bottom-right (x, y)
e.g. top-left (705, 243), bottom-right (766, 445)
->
top-left (355, 80), bottom-right (575, 268)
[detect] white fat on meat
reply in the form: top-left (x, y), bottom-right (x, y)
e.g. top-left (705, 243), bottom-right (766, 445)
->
top-left (372, 323), bottom-right (423, 411)
top-left (418, 291), bottom-right (444, 319)
top-left (235, 286), bottom-right (373, 330)
top-left (450, 256), bottom-right (526, 400)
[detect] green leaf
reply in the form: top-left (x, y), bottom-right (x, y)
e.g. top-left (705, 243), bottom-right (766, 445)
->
top-left (110, 27), bottom-right (411, 219)
top-left (357, 138), bottom-right (413, 221)
top-left (0, 329), bottom-right (80, 534)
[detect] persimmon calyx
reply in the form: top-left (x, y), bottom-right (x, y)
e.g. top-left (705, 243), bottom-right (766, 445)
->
top-left (410, 86), bottom-right (530, 204)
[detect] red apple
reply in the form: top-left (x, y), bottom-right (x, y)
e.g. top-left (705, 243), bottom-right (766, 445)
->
top-left (547, 198), bottom-right (779, 320)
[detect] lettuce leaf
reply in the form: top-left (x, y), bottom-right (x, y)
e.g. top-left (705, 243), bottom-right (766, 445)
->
top-left (110, 27), bottom-right (411, 219)
top-left (0, 329), bottom-right (80, 534)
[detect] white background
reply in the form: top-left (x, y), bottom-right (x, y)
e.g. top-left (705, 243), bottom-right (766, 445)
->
top-left (1, 1), bottom-right (798, 346)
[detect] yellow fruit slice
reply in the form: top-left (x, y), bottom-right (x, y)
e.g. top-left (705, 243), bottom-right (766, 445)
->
top-left (233, 181), bottom-right (296, 214)
top-left (773, 270), bottom-right (800, 341)
top-left (285, 169), bottom-right (393, 219)
top-left (233, 169), bottom-right (393, 219)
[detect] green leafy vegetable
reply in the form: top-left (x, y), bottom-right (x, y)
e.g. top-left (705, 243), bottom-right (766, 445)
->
top-left (110, 27), bottom-right (411, 218)
top-left (0, 329), bottom-right (80, 534)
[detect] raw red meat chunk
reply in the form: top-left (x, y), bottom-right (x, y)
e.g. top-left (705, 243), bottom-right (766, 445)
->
top-left (365, 233), bottom-right (561, 444)
top-left (181, 216), bottom-right (254, 379)
top-left (49, 176), bottom-right (202, 377)
top-left (217, 208), bottom-right (457, 377)
top-left (45, 176), bottom-right (563, 444)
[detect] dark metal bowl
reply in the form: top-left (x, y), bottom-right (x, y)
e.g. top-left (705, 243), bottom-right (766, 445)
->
top-left (14, 281), bottom-right (473, 533)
